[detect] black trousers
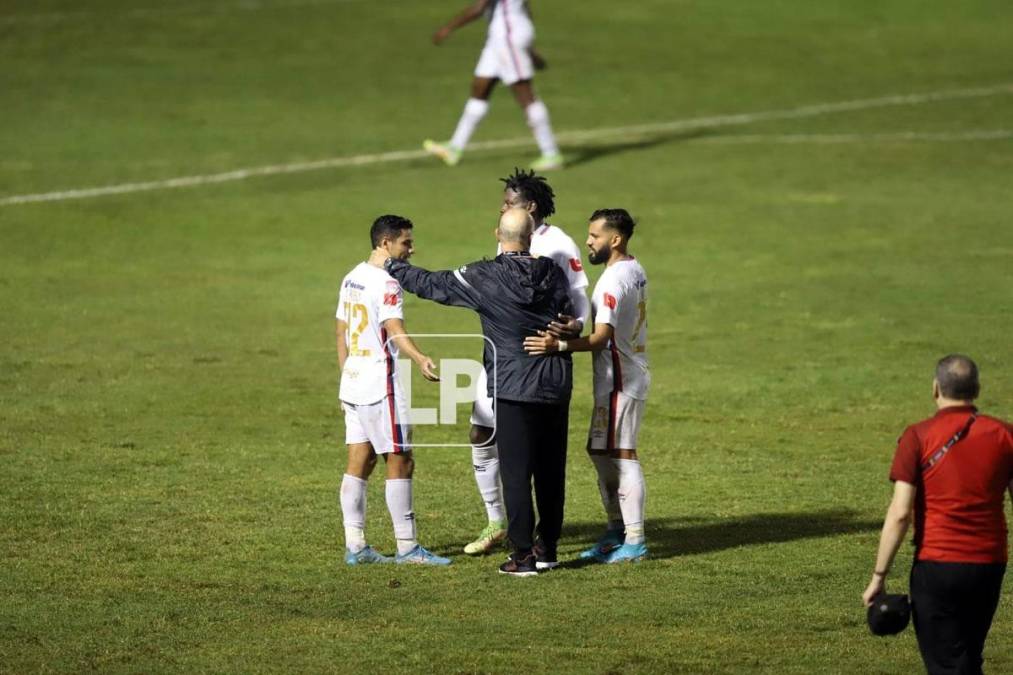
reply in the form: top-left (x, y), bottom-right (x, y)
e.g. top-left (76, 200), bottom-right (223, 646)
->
top-left (494, 398), bottom-right (568, 554)
top-left (910, 560), bottom-right (1006, 675)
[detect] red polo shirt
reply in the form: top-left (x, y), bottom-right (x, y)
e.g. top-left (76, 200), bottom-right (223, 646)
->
top-left (890, 405), bottom-right (1013, 563)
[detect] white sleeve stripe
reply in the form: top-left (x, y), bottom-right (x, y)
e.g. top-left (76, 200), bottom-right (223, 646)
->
top-left (453, 269), bottom-right (474, 289)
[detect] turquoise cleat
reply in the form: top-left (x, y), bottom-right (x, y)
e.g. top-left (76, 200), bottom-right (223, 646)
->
top-left (602, 542), bottom-right (648, 563)
top-left (395, 544), bottom-right (452, 566)
top-left (345, 545), bottom-right (394, 566)
top-left (578, 529), bottom-right (624, 560)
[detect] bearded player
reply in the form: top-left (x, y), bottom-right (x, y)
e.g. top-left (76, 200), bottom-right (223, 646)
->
top-left (525, 208), bottom-right (650, 563)
top-left (463, 169), bottom-right (590, 556)
top-left (336, 215), bottom-right (450, 566)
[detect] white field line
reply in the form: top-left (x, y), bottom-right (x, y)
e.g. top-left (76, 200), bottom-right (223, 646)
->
top-left (692, 130), bottom-right (1013, 145)
top-left (0, 0), bottom-right (362, 25)
top-left (2, 83), bottom-right (1011, 207)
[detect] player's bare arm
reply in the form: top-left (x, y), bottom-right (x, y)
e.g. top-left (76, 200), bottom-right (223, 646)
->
top-left (524, 321), bottom-right (614, 355)
top-left (433, 0), bottom-right (492, 44)
top-left (862, 480), bottom-right (916, 607)
top-left (336, 319), bottom-right (349, 371)
top-left (382, 317), bottom-right (440, 381)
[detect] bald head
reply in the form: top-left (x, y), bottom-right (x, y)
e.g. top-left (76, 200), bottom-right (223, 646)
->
top-left (497, 207), bottom-right (535, 251)
top-left (935, 354), bottom-right (980, 401)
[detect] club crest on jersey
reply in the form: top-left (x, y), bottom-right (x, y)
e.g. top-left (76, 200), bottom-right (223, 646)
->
top-left (569, 258), bottom-right (583, 272)
top-left (383, 280), bottom-right (402, 306)
top-left (604, 292), bottom-right (617, 310)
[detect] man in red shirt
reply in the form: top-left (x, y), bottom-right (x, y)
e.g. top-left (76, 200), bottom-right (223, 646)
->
top-left (863, 354), bottom-right (1013, 674)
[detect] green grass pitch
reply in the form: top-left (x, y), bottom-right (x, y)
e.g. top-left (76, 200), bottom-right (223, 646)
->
top-left (2, 0), bottom-right (1012, 672)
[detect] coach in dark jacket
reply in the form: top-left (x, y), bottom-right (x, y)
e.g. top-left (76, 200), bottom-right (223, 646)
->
top-left (385, 208), bottom-right (572, 575)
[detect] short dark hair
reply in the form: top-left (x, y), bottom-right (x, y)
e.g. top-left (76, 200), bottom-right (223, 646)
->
top-left (500, 168), bottom-right (555, 218)
top-left (935, 354), bottom-right (980, 400)
top-left (370, 215), bottom-right (413, 248)
top-left (590, 208), bottom-right (636, 239)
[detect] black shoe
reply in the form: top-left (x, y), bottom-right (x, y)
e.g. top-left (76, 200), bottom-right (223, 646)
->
top-left (533, 539), bottom-right (558, 570)
top-left (499, 552), bottom-right (539, 577)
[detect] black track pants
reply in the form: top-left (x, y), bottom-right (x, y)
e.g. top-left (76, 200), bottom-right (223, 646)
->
top-left (494, 398), bottom-right (569, 554)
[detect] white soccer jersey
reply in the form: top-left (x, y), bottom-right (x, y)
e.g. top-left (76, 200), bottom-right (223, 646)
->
top-left (497, 223), bottom-right (589, 291)
top-left (591, 258), bottom-right (650, 400)
top-left (336, 262), bottom-right (404, 406)
top-left (487, 0), bottom-right (533, 38)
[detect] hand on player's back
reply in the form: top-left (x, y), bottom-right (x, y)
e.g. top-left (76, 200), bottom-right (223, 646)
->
top-left (546, 314), bottom-right (581, 339)
top-left (523, 330), bottom-right (559, 356)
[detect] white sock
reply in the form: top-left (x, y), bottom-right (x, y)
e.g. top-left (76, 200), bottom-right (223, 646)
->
top-left (385, 478), bottom-right (418, 556)
top-left (617, 459), bottom-right (646, 545)
top-left (524, 100), bottom-right (559, 157)
top-left (449, 98), bottom-right (490, 151)
top-left (472, 443), bottom-right (506, 523)
top-left (590, 454), bottom-right (624, 531)
top-left (340, 474), bottom-right (367, 552)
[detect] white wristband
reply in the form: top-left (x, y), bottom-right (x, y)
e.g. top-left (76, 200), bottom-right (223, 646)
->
top-left (557, 340), bottom-right (568, 352)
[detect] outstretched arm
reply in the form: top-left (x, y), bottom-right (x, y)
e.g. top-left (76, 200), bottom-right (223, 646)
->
top-left (386, 259), bottom-right (482, 310)
top-left (862, 480), bottom-right (916, 606)
top-left (382, 318), bottom-right (439, 381)
top-left (524, 321), bottom-right (614, 355)
top-left (433, 0), bottom-right (492, 44)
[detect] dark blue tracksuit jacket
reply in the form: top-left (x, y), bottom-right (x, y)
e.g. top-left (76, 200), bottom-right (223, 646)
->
top-left (386, 252), bottom-right (572, 404)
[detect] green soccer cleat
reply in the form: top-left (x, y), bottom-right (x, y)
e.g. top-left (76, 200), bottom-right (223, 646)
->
top-left (530, 152), bottom-right (564, 171)
top-left (463, 519), bottom-right (507, 555)
top-left (423, 139), bottom-right (461, 166)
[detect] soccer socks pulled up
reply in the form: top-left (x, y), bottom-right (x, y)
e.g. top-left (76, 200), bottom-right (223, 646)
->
top-left (385, 478), bottom-right (418, 556)
top-left (340, 474), bottom-right (367, 553)
top-left (472, 442), bottom-right (506, 523)
top-left (617, 458), bottom-right (646, 545)
top-left (449, 98), bottom-right (490, 151)
top-left (524, 99), bottom-right (560, 157)
top-left (590, 454), bottom-right (624, 531)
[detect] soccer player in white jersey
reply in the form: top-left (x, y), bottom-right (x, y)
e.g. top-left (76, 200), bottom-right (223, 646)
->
top-left (423, 0), bottom-right (564, 171)
top-left (463, 169), bottom-right (590, 557)
top-left (336, 215), bottom-right (450, 566)
top-left (524, 208), bottom-right (650, 563)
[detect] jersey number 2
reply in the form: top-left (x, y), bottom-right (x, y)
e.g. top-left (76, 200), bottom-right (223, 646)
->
top-left (343, 302), bottom-right (370, 356)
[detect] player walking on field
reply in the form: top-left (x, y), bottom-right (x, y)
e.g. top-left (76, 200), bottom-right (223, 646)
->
top-left (424, 0), bottom-right (564, 171)
top-left (336, 215), bottom-right (450, 566)
top-left (463, 169), bottom-right (590, 556)
top-left (525, 208), bottom-right (650, 562)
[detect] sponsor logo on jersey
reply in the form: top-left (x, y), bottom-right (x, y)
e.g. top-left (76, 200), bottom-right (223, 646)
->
top-left (569, 258), bottom-right (584, 272)
top-left (604, 292), bottom-right (617, 310)
top-left (383, 280), bottom-right (402, 306)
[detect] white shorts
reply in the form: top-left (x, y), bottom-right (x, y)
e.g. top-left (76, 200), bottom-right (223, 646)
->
top-left (469, 367), bottom-right (496, 428)
top-left (588, 392), bottom-right (645, 451)
top-left (342, 395), bottom-right (412, 454)
top-left (474, 30), bottom-right (534, 85)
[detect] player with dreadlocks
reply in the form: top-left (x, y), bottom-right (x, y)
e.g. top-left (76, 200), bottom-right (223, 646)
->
top-left (462, 168), bottom-right (590, 567)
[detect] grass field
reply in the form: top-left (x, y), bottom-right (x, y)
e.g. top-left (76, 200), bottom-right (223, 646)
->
top-left (2, 0), bottom-right (1013, 672)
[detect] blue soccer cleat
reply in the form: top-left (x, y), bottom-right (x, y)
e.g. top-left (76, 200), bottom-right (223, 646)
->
top-left (345, 545), bottom-right (394, 566)
top-left (395, 544), bottom-right (452, 566)
top-left (602, 542), bottom-right (648, 563)
top-left (579, 529), bottom-right (624, 560)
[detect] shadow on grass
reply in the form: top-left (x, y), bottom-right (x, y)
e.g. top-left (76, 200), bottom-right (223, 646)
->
top-left (559, 509), bottom-right (879, 566)
top-left (561, 128), bottom-right (713, 169)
